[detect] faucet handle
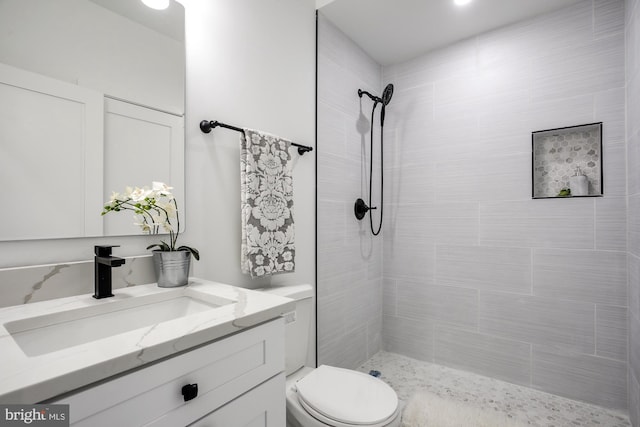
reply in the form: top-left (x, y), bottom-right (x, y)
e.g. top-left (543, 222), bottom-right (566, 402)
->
top-left (95, 245), bottom-right (120, 256)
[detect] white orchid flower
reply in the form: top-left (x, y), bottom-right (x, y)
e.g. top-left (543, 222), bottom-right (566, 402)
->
top-left (134, 221), bottom-right (151, 234)
top-left (102, 182), bottom-right (198, 261)
top-left (152, 182), bottom-right (174, 198)
top-left (130, 186), bottom-right (152, 202)
top-left (162, 201), bottom-right (177, 217)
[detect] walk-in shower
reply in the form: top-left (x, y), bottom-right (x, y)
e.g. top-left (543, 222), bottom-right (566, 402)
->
top-left (354, 83), bottom-right (394, 236)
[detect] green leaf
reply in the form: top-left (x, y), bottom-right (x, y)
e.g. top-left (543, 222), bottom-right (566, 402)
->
top-left (178, 246), bottom-right (200, 261)
top-left (146, 241), bottom-right (171, 252)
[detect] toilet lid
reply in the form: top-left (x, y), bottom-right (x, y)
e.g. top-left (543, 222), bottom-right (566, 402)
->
top-left (295, 365), bottom-right (398, 426)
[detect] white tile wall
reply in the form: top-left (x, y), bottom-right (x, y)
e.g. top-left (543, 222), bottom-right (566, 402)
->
top-left (478, 291), bottom-right (596, 353)
top-left (383, 235), bottom-right (435, 282)
top-left (629, 252), bottom-right (640, 423)
top-left (479, 199), bottom-right (596, 249)
top-left (532, 347), bottom-right (628, 410)
top-left (397, 280), bottom-right (478, 328)
top-left (318, 324), bottom-right (369, 369)
top-left (317, 14), bottom-right (383, 369)
top-left (603, 143), bottom-right (628, 197)
top-left (627, 0), bottom-right (640, 423)
top-left (596, 304), bottom-right (628, 361)
top-left (532, 248), bottom-right (627, 306)
top-left (596, 0), bottom-right (626, 36)
top-left (319, 0), bottom-right (630, 414)
top-left (530, 34), bottom-right (624, 103)
top-left (630, 196), bottom-right (640, 256)
top-left (434, 326), bottom-right (532, 386)
top-left (380, 0), bottom-right (628, 411)
top-left (436, 245), bottom-right (532, 294)
top-left (382, 314), bottom-right (434, 361)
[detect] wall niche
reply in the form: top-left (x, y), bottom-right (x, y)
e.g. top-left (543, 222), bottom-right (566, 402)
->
top-left (532, 122), bottom-right (603, 199)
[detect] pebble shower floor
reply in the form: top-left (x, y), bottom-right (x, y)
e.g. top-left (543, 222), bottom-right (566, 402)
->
top-left (357, 351), bottom-right (630, 427)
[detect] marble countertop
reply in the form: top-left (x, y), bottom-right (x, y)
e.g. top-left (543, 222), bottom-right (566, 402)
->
top-left (0, 278), bottom-right (295, 404)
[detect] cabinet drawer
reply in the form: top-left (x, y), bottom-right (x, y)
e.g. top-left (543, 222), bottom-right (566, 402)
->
top-left (54, 318), bottom-right (284, 426)
top-left (186, 373), bottom-right (285, 427)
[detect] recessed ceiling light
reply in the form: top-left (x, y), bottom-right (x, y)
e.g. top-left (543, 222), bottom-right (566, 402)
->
top-left (454, 0), bottom-right (472, 6)
top-left (141, 0), bottom-right (170, 10)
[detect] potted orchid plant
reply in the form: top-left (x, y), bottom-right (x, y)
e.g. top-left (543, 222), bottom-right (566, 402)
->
top-left (101, 182), bottom-right (199, 287)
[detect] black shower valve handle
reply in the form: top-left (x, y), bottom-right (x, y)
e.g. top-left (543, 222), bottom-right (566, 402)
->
top-left (354, 198), bottom-right (376, 220)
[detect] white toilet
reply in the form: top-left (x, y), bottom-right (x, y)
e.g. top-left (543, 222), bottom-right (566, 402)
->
top-left (261, 284), bottom-right (401, 427)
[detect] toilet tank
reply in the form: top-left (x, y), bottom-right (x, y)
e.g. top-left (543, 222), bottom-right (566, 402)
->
top-left (259, 284), bottom-right (313, 375)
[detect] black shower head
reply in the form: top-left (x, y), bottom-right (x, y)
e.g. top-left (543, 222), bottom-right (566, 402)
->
top-left (380, 84), bottom-right (394, 126)
top-left (357, 84), bottom-right (395, 126)
top-left (382, 83), bottom-right (394, 106)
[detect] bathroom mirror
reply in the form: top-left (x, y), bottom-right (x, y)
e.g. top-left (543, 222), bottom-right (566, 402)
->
top-left (532, 122), bottom-right (603, 199)
top-left (0, 0), bottom-right (185, 240)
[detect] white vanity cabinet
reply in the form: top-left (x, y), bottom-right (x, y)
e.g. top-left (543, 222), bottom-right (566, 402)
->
top-left (52, 318), bottom-right (285, 427)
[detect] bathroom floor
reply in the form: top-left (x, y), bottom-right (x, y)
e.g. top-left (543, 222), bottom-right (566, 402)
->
top-left (357, 351), bottom-right (630, 427)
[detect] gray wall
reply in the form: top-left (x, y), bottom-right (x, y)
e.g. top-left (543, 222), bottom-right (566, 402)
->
top-left (182, 0), bottom-right (316, 291)
top-left (380, 0), bottom-right (627, 410)
top-left (0, 0), bottom-right (317, 285)
top-left (626, 0), bottom-right (640, 423)
top-left (0, 0), bottom-right (318, 366)
top-left (316, 14), bottom-right (384, 368)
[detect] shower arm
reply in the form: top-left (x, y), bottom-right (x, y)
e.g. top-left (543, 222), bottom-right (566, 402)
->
top-left (358, 89), bottom-right (382, 104)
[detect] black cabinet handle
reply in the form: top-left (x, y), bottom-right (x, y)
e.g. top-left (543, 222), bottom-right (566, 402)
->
top-left (181, 383), bottom-right (198, 402)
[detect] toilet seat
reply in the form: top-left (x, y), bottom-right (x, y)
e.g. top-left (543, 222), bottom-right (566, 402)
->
top-left (294, 365), bottom-right (399, 427)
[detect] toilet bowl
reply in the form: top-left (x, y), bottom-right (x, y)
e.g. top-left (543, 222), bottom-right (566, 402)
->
top-left (286, 366), bottom-right (401, 427)
top-left (259, 285), bottom-right (401, 427)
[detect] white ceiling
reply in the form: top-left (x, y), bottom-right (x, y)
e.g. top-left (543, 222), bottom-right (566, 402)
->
top-left (89, 0), bottom-right (184, 41)
top-left (318, 0), bottom-right (585, 65)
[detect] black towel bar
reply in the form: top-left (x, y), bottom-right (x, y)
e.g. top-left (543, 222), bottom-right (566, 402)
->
top-left (199, 120), bottom-right (313, 155)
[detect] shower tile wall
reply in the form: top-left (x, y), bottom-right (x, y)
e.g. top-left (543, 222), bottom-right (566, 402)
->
top-left (317, 14), bottom-right (383, 369)
top-left (626, 0), bottom-right (640, 424)
top-left (382, 0), bottom-right (628, 411)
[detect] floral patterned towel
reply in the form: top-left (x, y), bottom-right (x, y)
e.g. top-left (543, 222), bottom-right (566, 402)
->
top-left (240, 129), bottom-right (295, 278)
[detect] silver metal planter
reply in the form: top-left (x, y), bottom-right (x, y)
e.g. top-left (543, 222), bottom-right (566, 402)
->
top-left (153, 250), bottom-right (191, 287)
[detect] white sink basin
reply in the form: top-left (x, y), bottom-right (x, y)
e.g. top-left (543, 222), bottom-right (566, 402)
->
top-left (4, 288), bottom-right (235, 357)
top-left (0, 278), bottom-right (296, 404)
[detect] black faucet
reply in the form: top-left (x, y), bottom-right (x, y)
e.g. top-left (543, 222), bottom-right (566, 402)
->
top-left (94, 245), bottom-right (126, 299)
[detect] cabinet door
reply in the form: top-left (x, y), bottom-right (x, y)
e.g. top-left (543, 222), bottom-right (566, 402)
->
top-left (187, 374), bottom-right (285, 427)
top-left (55, 318), bottom-right (284, 427)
